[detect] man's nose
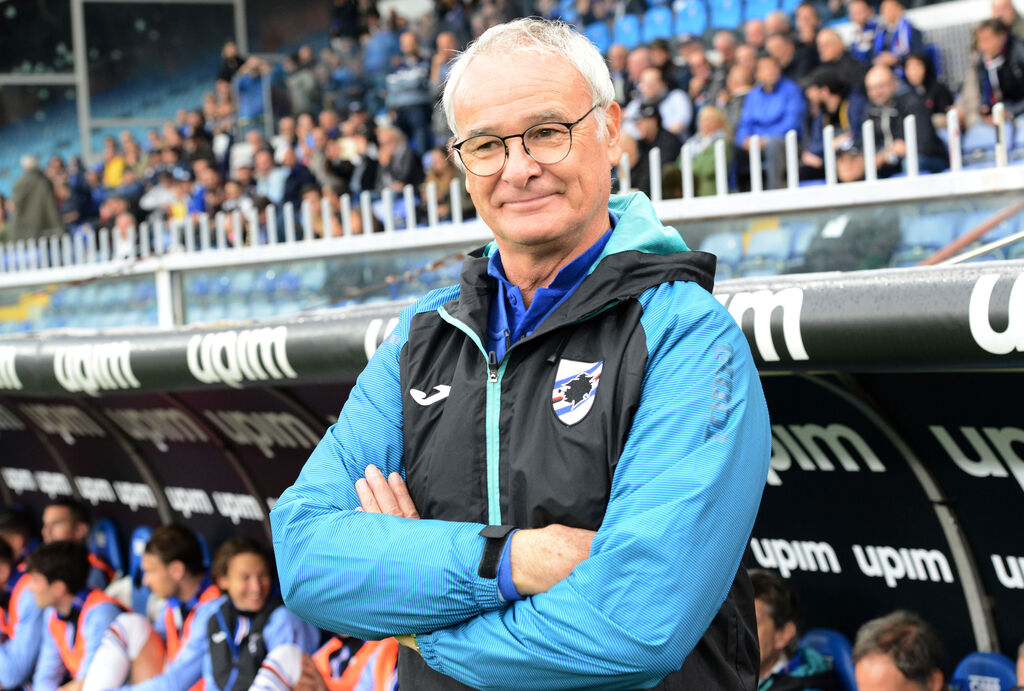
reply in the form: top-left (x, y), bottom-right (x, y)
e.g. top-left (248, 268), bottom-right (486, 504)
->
top-left (501, 136), bottom-right (542, 185)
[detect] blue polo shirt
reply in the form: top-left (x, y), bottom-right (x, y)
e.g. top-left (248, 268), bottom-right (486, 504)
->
top-left (485, 219), bottom-right (614, 363)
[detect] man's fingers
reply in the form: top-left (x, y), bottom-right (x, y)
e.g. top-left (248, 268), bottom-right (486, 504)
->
top-left (388, 472), bottom-right (420, 519)
top-left (365, 465), bottom-right (403, 516)
top-left (354, 478), bottom-right (380, 513)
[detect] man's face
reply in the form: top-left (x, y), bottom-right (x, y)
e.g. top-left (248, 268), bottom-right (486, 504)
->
top-left (745, 19), bottom-right (766, 46)
top-left (976, 27), bottom-right (1006, 59)
top-left (855, 652), bottom-right (943, 691)
top-left (766, 36), bottom-right (793, 67)
top-left (141, 553), bottom-right (181, 600)
top-left (626, 48), bottom-right (651, 80)
top-left (866, 69), bottom-right (896, 105)
top-left (454, 50), bottom-right (621, 258)
top-left (757, 58), bottom-right (781, 88)
top-left (754, 599), bottom-right (795, 674)
top-left (881, 0), bottom-right (903, 25)
top-left (28, 571), bottom-right (62, 609)
top-left (608, 45), bottom-right (628, 71)
top-left (220, 552), bottom-right (271, 613)
top-left (638, 68), bottom-right (666, 101)
top-left (817, 31), bottom-right (844, 62)
top-left (850, 0), bottom-right (873, 27)
top-left (796, 5), bottom-right (819, 35)
top-left (992, 0), bottom-right (1018, 26)
top-left (400, 32), bottom-right (418, 57)
top-left (41, 506), bottom-right (84, 543)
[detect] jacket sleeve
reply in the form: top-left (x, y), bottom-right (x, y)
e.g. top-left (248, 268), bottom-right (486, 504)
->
top-left (32, 611), bottom-right (67, 691)
top-left (79, 603), bottom-right (124, 679)
top-left (416, 281), bottom-right (771, 690)
top-left (735, 94), bottom-right (755, 145)
top-left (264, 607), bottom-right (321, 654)
top-left (783, 83), bottom-right (807, 139)
top-left (270, 295), bottom-right (505, 641)
top-left (0, 587), bottom-right (45, 688)
top-left (120, 600), bottom-right (220, 691)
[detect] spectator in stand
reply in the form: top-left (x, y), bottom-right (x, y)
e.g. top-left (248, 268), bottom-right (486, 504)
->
top-left (816, 29), bottom-right (870, 96)
top-left (608, 44), bottom-right (631, 106)
top-left (974, 18), bottom-right (1024, 121)
top-left (750, 570), bottom-right (837, 690)
top-left (745, 18), bottom-right (767, 52)
top-left (801, 68), bottom-right (866, 179)
top-left (676, 35), bottom-right (705, 93)
top-left (218, 41), bottom-right (246, 82)
top-left (301, 185), bottom-right (344, 237)
top-left (735, 43), bottom-right (758, 74)
top-left (765, 11), bottom-right (793, 38)
top-left (649, 38), bottom-right (680, 90)
top-left (849, 0), bottom-right (880, 62)
top-left (736, 54), bottom-right (806, 189)
top-left (273, 116), bottom-right (298, 163)
top-left (862, 64), bottom-right (948, 176)
top-left (713, 31), bottom-right (740, 72)
top-left (284, 48), bottom-right (321, 118)
top-left (852, 610), bottom-right (946, 691)
top-left (872, 0), bottom-right (924, 75)
top-left (993, 0), bottom-right (1024, 40)
top-left (235, 56), bottom-right (271, 126)
top-left (431, 31), bottom-right (461, 144)
top-left (0, 512), bottom-right (43, 690)
top-left (767, 31), bottom-right (819, 84)
top-left (795, 3), bottom-right (822, 62)
top-left (140, 171), bottom-right (179, 219)
top-left (281, 146), bottom-right (318, 208)
top-left (689, 106), bottom-right (734, 196)
top-left (374, 125), bottom-right (425, 193)
top-left (229, 128), bottom-right (266, 177)
top-left (625, 104), bottom-right (682, 197)
top-left (112, 211), bottom-right (138, 258)
top-left (625, 45), bottom-right (653, 102)
top-left (386, 31), bottom-right (433, 155)
top-left (904, 52), bottom-right (953, 129)
top-left (422, 147), bottom-right (471, 221)
top-left (9, 154), bottom-right (61, 241)
top-left (101, 136), bottom-right (126, 190)
top-left (330, 0), bottom-right (362, 49)
top-left (623, 67), bottom-right (694, 140)
top-left (687, 48), bottom-right (728, 111)
top-left (719, 63), bottom-right (757, 135)
top-left (253, 148), bottom-right (288, 205)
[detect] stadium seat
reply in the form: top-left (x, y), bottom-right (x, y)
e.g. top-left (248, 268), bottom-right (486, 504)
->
top-left (613, 14), bottom-right (642, 50)
top-left (88, 518), bottom-right (125, 577)
top-left (130, 525), bottom-right (153, 616)
top-left (673, 1), bottom-right (709, 37)
top-left (958, 209), bottom-right (1020, 244)
top-left (780, 0), bottom-right (802, 12)
top-left (709, 0), bottom-right (743, 29)
top-left (643, 7), bottom-right (674, 42)
top-left (786, 221), bottom-right (819, 269)
top-left (961, 123), bottom-right (998, 157)
top-left (196, 532), bottom-right (211, 569)
top-left (700, 231), bottom-right (743, 274)
top-left (584, 22), bottom-right (612, 55)
top-left (925, 43), bottom-right (943, 78)
top-left (950, 652), bottom-right (1017, 691)
top-left (738, 227), bottom-right (793, 276)
top-left (800, 629), bottom-right (857, 691)
top-left (745, 0), bottom-right (779, 21)
top-left (891, 212), bottom-right (958, 265)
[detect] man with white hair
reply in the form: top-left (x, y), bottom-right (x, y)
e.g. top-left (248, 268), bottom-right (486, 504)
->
top-left (9, 154), bottom-right (61, 242)
top-left (273, 17), bottom-right (770, 690)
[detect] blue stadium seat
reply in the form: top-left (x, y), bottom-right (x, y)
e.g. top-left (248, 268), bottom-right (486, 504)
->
top-left (701, 231), bottom-right (743, 268)
top-left (584, 22), bottom-right (612, 55)
top-left (780, 0), bottom-right (802, 12)
top-left (130, 525), bottom-right (153, 616)
top-left (925, 43), bottom-right (943, 77)
top-left (961, 123), bottom-right (998, 157)
top-left (745, 0), bottom-right (780, 21)
top-left (643, 7), bottom-right (674, 42)
top-left (738, 227), bottom-right (793, 276)
top-left (709, 0), bottom-right (743, 29)
top-left (958, 209), bottom-right (1020, 244)
top-left (88, 518), bottom-right (125, 576)
top-left (891, 212), bottom-right (958, 266)
top-left (800, 629), bottom-right (857, 691)
top-left (950, 652), bottom-right (1017, 691)
top-left (674, 1), bottom-right (709, 36)
top-left (613, 15), bottom-right (643, 49)
top-left (196, 532), bottom-right (212, 570)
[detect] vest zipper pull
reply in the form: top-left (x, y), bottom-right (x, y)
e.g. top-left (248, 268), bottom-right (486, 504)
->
top-left (487, 351), bottom-right (499, 383)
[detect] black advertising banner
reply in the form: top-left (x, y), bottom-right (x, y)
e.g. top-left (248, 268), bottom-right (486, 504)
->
top-left (752, 375), bottom-right (976, 662)
top-left (859, 372), bottom-right (1024, 658)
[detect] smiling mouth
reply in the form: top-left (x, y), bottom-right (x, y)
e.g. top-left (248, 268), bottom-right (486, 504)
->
top-left (503, 193), bottom-right (557, 208)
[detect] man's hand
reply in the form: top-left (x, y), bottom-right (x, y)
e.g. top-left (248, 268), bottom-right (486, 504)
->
top-left (510, 524), bottom-right (595, 596)
top-left (59, 680), bottom-right (84, 691)
top-left (295, 654), bottom-right (328, 691)
top-left (355, 465), bottom-right (420, 518)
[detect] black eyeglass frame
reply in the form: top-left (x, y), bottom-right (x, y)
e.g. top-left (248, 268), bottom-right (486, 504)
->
top-left (451, 105), bottom-right (599, 176)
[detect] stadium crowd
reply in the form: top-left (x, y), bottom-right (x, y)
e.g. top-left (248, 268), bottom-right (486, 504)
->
top-left (2, 0), bottom-right (1024, 247)
top-left (2, 502), bottom-right (1023, 690)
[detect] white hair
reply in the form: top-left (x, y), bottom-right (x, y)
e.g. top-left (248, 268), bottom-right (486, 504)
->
top-left (20, 155), bottom-right (38, 172)
top-left (442, 18), bottom-right (615, 142)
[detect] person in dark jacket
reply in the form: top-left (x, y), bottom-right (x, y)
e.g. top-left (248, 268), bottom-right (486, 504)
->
top-left (272, 17), bottom-right (770, 691)
top-left (8, 155), bottom-right (61, 242)
top-left (903, 52), bottom-right (954, 129)
top-left (863, 64), bottom-right (948, 176)
top-left (767, 32), bottom-right (819, 85)
top-left (815, 29), bottom-right (870, 96)
top-left (801, 69), bottom-right (867, 179)
top-left (872, 0), bottom-right (924, 75)
top-left (627, 104), bottom-right (682, 196)
top-left (975, 18), bottom-right (1024, 120)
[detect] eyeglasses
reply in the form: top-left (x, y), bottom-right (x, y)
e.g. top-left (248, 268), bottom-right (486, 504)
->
top-left (452, 105), bottom-right (598, 177)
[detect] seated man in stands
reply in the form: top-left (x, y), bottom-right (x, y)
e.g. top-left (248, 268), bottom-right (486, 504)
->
top-left (815, 29), bottom-right (869, 97)
top-left (42, 500), bottom-right (117, 589)
top-left (871, 0), bottom-right (924, 75)
top-left (27, 541), bottom-right (150, 691)
top-left (624, 104), bottom-right (682, 197)
top-left (750, 570), bottom-right (837, 690)
top-left (974, 18), bottom-right (1024, 122)
top-left (622, 67), bottom-right (694, 141)
top-left (736, 54), bottom-right (806, 189)
top-left (0, 536), bottom-right (45, 689)
top-left (852, 610), bottom-right (946, 691)
top-left (801, 69), bottom-right (866, 180)
top-left (849, 0), bottom-right (880, 63)
top-left (862, 65), bottom-right (948, 177)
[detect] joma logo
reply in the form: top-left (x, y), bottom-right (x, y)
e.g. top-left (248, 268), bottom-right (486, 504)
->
top-left (968, 272), bottom-right (1023, 355)
top-left (53, 342), bottom-right (140, 396)
top-left (717, 288), bottom-right (809, 362)
top-left (187, 326), bottom-right (297, 389)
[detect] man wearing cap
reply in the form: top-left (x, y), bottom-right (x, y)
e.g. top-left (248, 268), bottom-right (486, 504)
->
top-left (626, 104), bottom-right (682, 196)
top-left (273, 17), bottom-right (770, 691)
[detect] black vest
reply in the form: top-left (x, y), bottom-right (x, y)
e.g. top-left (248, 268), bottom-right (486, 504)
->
top-left (207, 598), bottom-right (276, 691)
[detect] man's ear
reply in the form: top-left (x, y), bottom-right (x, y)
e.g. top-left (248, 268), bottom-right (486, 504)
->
top-left (168, 560), bottom-right (187, 582)
top-left (604, 102), bottom-right (623, 166)
top-left (926, 668), bottom-right (944, 691)
top-left (73, 522), bottom-right (90, 542)
top-left (775, 621), bottom-right (798, 653)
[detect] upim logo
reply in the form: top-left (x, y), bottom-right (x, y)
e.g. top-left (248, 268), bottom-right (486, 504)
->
top-left (104, 407), bottom-right (209, 452)
top-left (1, 467), bottom-right (37, 495)
top-left (717, 288), bottom-right (809, 362)
top-left (930, 425), bottom-right (1024, 495)
top-left (187, 326), bottom-right (297, 389)
top-left (53, 341), bottom-right (140, 396)
top-left (968, 272), bottom-right (1023, 355)
top-left (767, 423), bottom-right (885, 486)
top-left (212, 491), bottom-right (264, 524)
top-left (0, 346), bottom-right (22, 390)
top-left (19, 404), bottom-right (106, 445)
top-left (991, 554), bottom-right (1024, 590)
top-left (75, 476), bottom-right (118, 506)
top-left (165, 487), bottom-right (215, 518)
top-left (852, 545), bottom-right (954, 588)
top-left (0, 404), bottom-right (25, 432)
top-left (203, 409), bottom-right (320, 459)
top-left (749, 538), bottom-right (842, 577)
top-left (364, 318), bottom-right (401, 361)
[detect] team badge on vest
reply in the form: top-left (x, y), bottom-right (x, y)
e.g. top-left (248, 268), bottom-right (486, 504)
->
top-left (552, 359), bottom-right (603, 425)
